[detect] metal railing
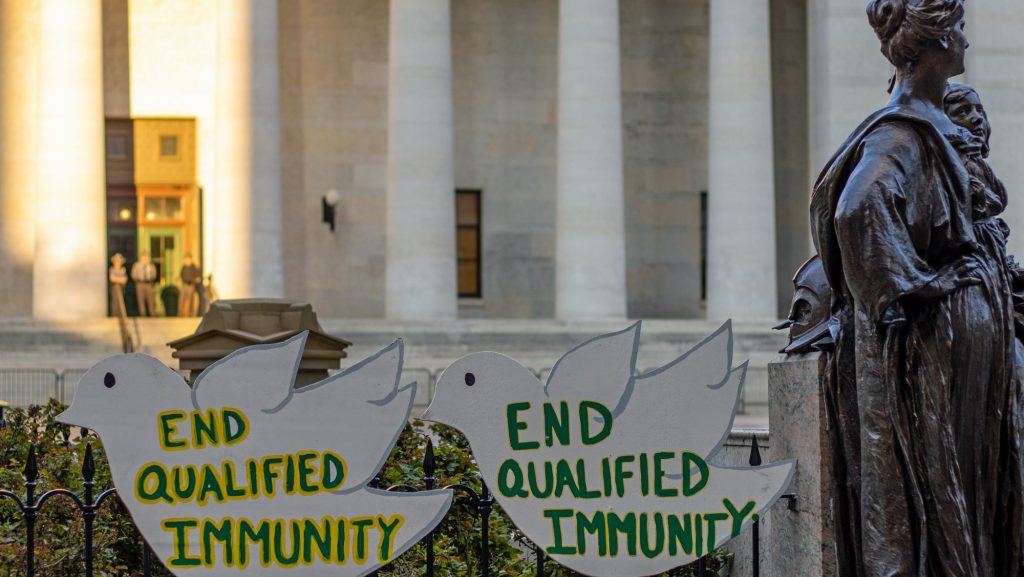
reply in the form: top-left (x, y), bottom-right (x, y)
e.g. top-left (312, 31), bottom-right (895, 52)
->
top-left (0, 435), bottom-right (767, 577)
top-left (0, 369), bottom-right (64, 407)
top-left (0, 368), bottom-right (169, 408)
top-left (114, 288), bottom-right (141, 354)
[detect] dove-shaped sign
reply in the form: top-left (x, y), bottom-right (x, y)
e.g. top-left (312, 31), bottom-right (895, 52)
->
top-left (58, 333), bottom-right (452, 577)
top-left (423, 322), bottom-right (794, 577)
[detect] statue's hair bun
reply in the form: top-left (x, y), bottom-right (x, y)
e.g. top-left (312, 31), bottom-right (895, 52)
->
top-left (865, 0), bottom-right (964, 68)
top-left (867, 0), bottom-right (908, 44)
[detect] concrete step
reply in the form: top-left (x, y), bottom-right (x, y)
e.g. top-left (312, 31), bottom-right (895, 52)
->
top-left (0, 317), bottom-right (785, 358)
top-left (0, 317), bottom-right (786, 368)
top-left (0, 318), bottom-right (784, 421)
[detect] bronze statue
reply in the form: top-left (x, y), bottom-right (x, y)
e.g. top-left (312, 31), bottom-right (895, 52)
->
top-left (808, 0), bottom-right (1024, 574)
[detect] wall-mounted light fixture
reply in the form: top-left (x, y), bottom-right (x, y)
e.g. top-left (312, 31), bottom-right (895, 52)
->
top-left (322, 190), bottom-right (340, 232)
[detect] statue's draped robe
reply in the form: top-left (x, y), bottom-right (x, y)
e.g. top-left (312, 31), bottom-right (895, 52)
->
top-left (811, 106), bottom-right (1024, 577)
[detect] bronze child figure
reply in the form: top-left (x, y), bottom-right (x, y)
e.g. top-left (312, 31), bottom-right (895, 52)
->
top-left (943, 83), bottom-right (1024, 332)
top-left (944, 82), bottom-right (1009, 237)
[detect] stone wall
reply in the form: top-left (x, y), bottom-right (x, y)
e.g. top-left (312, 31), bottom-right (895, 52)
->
top-left (279, 0), bottom-right (390, 317)
top-left (97, 0), bottom-right (792, 320)
top-left (452, 0), bottom-right (559, 319)
top-left (621, 0), bottom-right (708, 319)
top-left (453, 0), bottom-right (713, 319)
top-left (771, 0), bottom-right (812, 314)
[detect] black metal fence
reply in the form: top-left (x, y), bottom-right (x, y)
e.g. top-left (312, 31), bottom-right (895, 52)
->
top-left (0, 436), bottom-right (766, 577)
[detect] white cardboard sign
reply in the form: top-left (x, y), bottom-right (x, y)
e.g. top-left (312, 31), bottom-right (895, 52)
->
top-left (423, 322), bottom-right (795, 577)
top-left (58, 334), bottom-right (452, 577)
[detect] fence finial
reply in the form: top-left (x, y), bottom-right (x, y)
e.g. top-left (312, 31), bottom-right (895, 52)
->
top-left (749, 435), bottom-right (762, 467)
top-left (83, 444), bottom-right (95, 482)
top-left (24, 445), bottom-right (38, 483)
top-left (424, 437), bottom-right (436, 480)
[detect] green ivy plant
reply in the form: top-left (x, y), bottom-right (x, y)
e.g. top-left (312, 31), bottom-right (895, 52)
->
top-left (0, 402), bottom-right (730, 577)
top-left (0, 400), bottom-right (171, 576)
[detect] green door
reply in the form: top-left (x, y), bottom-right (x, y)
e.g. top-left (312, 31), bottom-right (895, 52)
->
top-left (138, 226), bottom-right (183, 315)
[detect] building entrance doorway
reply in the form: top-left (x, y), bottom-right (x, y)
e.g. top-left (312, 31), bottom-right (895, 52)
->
top-left (139, 225), bottom-right (182, 316)
top-left (105, 118), bottom-right (200, 317)
top-left (141, 227), bottom-right (181, 286)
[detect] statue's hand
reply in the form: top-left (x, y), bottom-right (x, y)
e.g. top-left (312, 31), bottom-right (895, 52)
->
top-left (919, 260), bottom-right (982, 299)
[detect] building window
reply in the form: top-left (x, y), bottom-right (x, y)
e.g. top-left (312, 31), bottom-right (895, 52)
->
top-left (159, 135), bottom-right (179, 158)
top-left (700, 191), bottom-right (708, 302)
top-left (106, 134), bottom-right (129, 160)
top-left (456, 190), bottom-right (482, 298)
top-left (141, 195), bottom-right (184, 222)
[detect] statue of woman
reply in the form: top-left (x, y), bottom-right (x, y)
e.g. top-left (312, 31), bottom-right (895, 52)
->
top-left (809, 0), bottom-right (1024, 574)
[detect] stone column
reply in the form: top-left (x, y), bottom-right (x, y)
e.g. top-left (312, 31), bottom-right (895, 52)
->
top-left (556, 0), bottom-right (626, 320)
top-left (213, 0), bottom-right (284, 299)
top-left (706, 0), bottom-right (778, 321)
top-left (965, 1), bottom-right (1024, 257)
top-left (807, 0), bottom-right (890, 186)
top-left (0, 0), bottom-right (38, 317)
top-left (386, 0), bottom-right (457, 320)
top-left (34, 0), bottom-right (106, 320)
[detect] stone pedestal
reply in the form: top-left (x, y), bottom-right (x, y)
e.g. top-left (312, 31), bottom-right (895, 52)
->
top-left (168, 299), bottom-right (351, 387)
top-left (767, 352), bottom-right (836, 577)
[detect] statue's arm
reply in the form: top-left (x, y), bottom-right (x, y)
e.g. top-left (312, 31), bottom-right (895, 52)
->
top-left (834, 124), bottom-right (968, 324)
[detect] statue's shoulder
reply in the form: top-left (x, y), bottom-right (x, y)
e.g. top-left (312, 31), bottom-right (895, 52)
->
top-left (858, 119), bottom-right (929, 164)
top-left (833, 106), bottom-right (954, 176)
top-left (852, 106), bottom-right (937, 147)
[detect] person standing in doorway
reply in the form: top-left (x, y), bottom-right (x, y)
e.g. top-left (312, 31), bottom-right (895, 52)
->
top-left (108, 253), bottom-right (128, 316)
top-left (178, 253), bottom-right (200, 317)
top-left (131, 251), bottom-right (158, 316)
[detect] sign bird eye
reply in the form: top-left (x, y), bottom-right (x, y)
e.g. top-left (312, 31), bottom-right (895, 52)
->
top-left (464, 372), bottom-right (476, 386)
top-left (104, 372), bottom-right (116, 389)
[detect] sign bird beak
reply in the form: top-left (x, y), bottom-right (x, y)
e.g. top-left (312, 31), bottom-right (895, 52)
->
top-left (56, 408), bottom-right (78, 426)
top-left (419, 407), bottom-right (435, 422)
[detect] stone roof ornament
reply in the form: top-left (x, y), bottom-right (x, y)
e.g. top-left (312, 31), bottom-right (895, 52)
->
top-left (168, 299), bottom-right (351, 387)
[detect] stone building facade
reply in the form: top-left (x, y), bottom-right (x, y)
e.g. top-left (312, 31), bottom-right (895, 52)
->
top-left (0, 0), bottom-right (1021, 323)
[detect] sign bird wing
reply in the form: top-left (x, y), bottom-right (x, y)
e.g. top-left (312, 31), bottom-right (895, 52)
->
top-left (615, 321), bottom-right (743, 460)
top-left (543, 322), bottom-right (641, 417)
top-left (263, 339), bottom-right (414, 491)
top-left (190, 332), bottom-right (308, 414)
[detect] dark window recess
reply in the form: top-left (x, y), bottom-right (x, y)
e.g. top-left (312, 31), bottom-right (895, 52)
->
top-left (700, 191), bottom-right (708, 302)
top-left (106, 134), bottom-right (129, 160)
top-left (150, 235), bottom-right (175, 284)
top-left (107, 196), bottom-right (136, 223)
top-left (159, 135), bottom-right (179, 158)
top-left (456, 189), bottom-right (482, 298)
